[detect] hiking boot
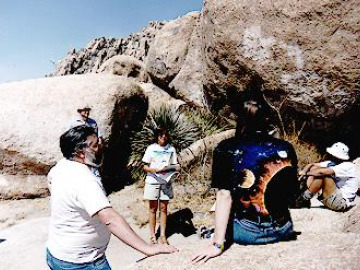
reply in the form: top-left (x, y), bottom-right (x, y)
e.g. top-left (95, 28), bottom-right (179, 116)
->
top-left (289, 196), bottom-right (311, 209)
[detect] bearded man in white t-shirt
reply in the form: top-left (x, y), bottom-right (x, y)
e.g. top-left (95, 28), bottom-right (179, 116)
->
top-left (295, 142), bottom-right (358, 212)
top-left (46, 125), bottom-right (177, 270)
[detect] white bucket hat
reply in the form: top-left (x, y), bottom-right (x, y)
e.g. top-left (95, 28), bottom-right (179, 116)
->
top-left (326, 142), bottom-right (350, 160)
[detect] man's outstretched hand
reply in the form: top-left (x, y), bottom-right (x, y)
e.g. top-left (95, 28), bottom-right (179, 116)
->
top-left (146, 244), bottom-right (178, 256)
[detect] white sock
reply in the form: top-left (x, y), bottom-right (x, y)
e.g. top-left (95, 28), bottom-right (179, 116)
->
top-left (302, 189), bottom-right (314, 200)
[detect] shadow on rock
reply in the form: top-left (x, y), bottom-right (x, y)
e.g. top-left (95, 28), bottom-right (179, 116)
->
top-left (101, 91), bottom-right (148, 195)
top-left (156, 208), bottom-right (197, 238)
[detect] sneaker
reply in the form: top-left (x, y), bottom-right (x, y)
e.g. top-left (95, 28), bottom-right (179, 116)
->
top-left (289, 196), bottom-right (311, 209)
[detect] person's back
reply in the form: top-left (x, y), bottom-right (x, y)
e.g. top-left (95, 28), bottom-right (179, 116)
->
top-left (213, 134), bottom-right (298, 240)
top-left (192, 88), bottom-right (299, 263)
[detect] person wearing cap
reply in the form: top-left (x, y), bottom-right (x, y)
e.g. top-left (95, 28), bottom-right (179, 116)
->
top-left (296, 142), bottom-right (358, 211)
top-left (67, 105), bottom-right (103, 145)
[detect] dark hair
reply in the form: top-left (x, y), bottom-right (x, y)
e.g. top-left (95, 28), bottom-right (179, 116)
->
top-left (60, 125), bottom-right (97, 159)
top-left (235, 89), bottom-right (273, 138)
top-left (153, 127), bottom-right (170, 143)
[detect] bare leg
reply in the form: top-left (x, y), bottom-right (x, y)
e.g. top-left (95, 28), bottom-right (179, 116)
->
top-left (149, 200), bottom-right (158, 240)
top-left (306, 175), bottom-right (324, 194)
top-left (320, 177), bottom-right (337, 198)
top-left (159, 200), bottom-right (169, 242)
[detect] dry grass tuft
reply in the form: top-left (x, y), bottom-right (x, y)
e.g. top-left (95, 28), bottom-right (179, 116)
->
top-left (283, 121), bottom-right (322, 168)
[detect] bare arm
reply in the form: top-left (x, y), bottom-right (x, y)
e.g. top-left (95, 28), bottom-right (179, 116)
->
top-left (143, 164), bottom-right (159, 174)
top-left (308, 167), bottom-right (335, 177)
top-left (191, 189), bottom-right (232, 263)
top-left (213, 189), bottom-right (232, 245)
top-left (96, 207), bottom-right (177, 256)
top-left (299, 163), bottom-right (317, 175)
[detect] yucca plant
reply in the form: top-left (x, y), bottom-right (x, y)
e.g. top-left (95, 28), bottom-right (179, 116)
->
top-left (182, 107), bottom-right (231, 137)
top-left (129, 105), bottom-right (201, 181)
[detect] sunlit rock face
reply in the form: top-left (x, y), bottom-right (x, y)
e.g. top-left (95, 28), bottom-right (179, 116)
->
top-left (201, 0), bottom-right (359, 119)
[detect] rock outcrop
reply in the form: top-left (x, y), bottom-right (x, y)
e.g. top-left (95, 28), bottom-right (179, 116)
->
top-left (99, 55), bottom-right (150, 82)
top-left (0, 74), bottom-right (148, 196)
top-left (139, 83), bottom-right (185, 111)
top-left (145, 12), bottom-right (200, 91)
top-left (50, 0), bottom-right (360, 151)
top-left (50, 21), bottom-right (164, 76)
top-left (200, 0), bottom-right (360, 145)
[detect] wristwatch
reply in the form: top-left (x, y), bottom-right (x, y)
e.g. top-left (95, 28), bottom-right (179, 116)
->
top-left (213, 242), bottom-right (224, 252)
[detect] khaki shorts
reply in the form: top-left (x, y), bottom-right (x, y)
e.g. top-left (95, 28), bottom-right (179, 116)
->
top-left (322, 188), bottom-right (347, 212)
top-left (143, 182), bottom-right (173, 200)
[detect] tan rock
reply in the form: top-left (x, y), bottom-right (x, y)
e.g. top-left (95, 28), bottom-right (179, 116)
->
top-left (145, 12), bottom-right (200, 87)
top-left (0, 74), bottom-right (148, 191)
top-left (98, 55), bottom-right (150, 82)
top-left (201, 0), bottom-right (359, 118)
top-left (140, 82), bottom-right (185, 111)
top-left (169, 14), bottom-right (206, 107)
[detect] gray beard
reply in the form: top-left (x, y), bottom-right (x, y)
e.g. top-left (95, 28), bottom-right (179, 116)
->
top-left (84, 150), bottom-right (100, 168)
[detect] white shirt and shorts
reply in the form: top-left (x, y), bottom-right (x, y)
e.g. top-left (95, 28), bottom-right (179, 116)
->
top-left (47, 158), bottom-right (111, 263)
top-left (318, 161), bottom-right (358, 211)
top-left (142, 143), bottom-right (178, 201)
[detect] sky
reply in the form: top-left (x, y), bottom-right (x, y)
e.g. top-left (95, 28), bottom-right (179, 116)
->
top-left (0, 0), bottom-right (203, 83)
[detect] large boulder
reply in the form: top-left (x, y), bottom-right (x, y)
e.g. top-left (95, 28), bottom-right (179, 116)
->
top-left (169, 14), bottom-right (206, 107)
top-left (139, 83), bottom-right (185, 111)
top-left (98, 55), bottom-right (150, 82)
top-left (201, 0), bottom-right (360, 117)
top-left (0, 74), bottom-right (148, 196)
top-left (145, 12), bottom-right (200, 90)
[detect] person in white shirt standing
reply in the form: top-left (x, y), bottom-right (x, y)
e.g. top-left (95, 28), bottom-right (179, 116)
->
top-left (142, 127), bottom-right (180, 246)
top-left (46, 125), bottom-right (177, 270)
top-left (296, 142), bottom-right (358, 211)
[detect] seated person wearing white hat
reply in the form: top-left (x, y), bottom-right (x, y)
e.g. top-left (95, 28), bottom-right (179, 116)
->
top-left (297, 142), bottom-right (358, 211)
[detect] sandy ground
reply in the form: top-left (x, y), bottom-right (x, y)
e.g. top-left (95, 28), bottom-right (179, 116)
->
top-left (0, 186), bottom-right (359, 269)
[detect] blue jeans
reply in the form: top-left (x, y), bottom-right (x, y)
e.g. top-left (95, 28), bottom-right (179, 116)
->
top-left (233, 218), bottom-right (294, 245)
top-left (46, 249), bottom-right (111, 270)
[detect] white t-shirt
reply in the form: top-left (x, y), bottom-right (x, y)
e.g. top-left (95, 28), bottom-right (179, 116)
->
top-left (319, 160), bottom-right (358, 205)
top-left (142, 143), bottom-right (178, 183)
top-left (47, 158), bottom-right (111, 263)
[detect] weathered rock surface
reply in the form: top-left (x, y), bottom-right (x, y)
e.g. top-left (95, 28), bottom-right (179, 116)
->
top-left (139, 83), bottom-right (185, 111)
top-left (49, 0), bottom-right (360, 150)
top-left (145, 12), bottom-right (200, 90)
top-left (0, 74), bottom-right (146, 165)
top-left (50, 21), bottom-right (164, 76)
top-left (169, 13), bottom-right (206, 107)
top-left (0, 175), bottom-right (48, 200)
top-left (99, 55), bottom-right (150, 82)
top-left (201, 0), bottom-right (360, 118)
top-left (0, 74), bottom-right (148, 193)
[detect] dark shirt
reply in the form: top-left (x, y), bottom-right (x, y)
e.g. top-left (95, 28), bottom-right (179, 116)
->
top-left (212, 134), bottom-right (299, 221)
